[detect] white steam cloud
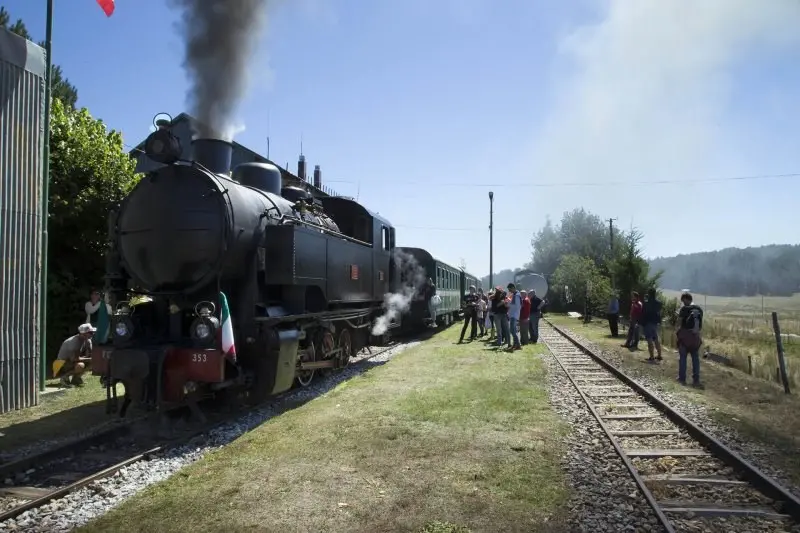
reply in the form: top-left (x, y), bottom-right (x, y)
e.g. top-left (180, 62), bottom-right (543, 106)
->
top-left (529, 0), bottom-right (800, 191)
top-left (371, 250), bottom-right (427, 336)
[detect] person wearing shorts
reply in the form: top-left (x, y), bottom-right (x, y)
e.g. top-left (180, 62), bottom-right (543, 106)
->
top-left (54, 323), bottom-right (96, 387)
top-left (641, 288), bottom-right (663, 362)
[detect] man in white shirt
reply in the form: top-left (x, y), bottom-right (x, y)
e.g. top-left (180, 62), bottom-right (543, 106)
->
top-left (54, 323), bottom-right (96, 387)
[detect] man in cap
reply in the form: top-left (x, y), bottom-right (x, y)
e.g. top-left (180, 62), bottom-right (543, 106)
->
top-left (53, 323), bottom-right (96, 387)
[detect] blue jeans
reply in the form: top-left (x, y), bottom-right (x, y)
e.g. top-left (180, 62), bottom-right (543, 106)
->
top-left (529, 315), bottom-right (540, 343)
top-left (496, 314), bottom-right (509, 346)
top-left (678, 345), bottom-right (700, 383)
top-left (509, 317), bottom-right (520, 347)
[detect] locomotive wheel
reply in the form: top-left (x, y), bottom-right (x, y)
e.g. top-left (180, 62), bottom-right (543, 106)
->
top-left (338, 328), bottom-right (352, 369)
top-left (296, 342), bottom-right (316, 387)
top-left (317, 330), bottom-right (336, 377)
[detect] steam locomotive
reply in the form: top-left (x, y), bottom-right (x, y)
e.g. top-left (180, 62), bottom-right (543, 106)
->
top-left (92, 125), bottom-right (479, 416)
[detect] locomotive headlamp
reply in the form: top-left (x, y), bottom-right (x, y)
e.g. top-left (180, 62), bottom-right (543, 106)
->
top-left (191, 301), bottom-right (220, 348)
top-left (112, 316), bottom-right (134, 346)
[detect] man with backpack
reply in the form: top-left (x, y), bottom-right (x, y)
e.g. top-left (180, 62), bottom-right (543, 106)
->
top-left (641, 288), bottom-right (663, 363)
top-left (676, 292), bottom-right (704, 388)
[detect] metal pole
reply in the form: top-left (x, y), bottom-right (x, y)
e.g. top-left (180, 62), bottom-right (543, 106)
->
top-left (489, 192), bottom-right (494, 289)
top-left (39, 0), bottom-right (54, 391)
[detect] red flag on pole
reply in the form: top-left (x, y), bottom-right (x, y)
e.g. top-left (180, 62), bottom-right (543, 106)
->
top-left (96, 0), bottom-right (115, 17)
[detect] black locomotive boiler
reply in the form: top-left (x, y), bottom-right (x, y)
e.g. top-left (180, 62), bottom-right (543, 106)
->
top-left (93, 127), bottom-right (401, 414)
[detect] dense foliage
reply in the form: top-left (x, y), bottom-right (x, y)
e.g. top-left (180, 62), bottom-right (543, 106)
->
top-left (47, 99), bottom-right (140, 354)
top-left (3, 7), bottom-right (140, 359)
top-left (649, 245), bottom-right (800, 297)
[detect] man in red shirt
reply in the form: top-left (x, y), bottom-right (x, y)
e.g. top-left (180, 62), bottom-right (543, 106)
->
top-left (519, 290), bottom-right (532, 345)
top-left (623, 291), bottom-right (643, 349)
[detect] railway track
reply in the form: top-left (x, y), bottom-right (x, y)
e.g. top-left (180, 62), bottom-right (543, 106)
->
top-left (542, 321), bottom-right (800, 533)
top-left (0, 341), bottom-right (405, 526)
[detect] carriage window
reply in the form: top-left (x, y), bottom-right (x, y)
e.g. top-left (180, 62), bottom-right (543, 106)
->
top-left (381, 226), bottom-right (391, 251)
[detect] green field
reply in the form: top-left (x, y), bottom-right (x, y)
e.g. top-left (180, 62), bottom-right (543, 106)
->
top-left (79, 327), bottom-right (570, 533)
top-left (660, 290), bottom-right (800, 323)
top-left (655, 290), bottom-right (800, 387)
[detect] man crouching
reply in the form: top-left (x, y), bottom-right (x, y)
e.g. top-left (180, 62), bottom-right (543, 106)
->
top-left (54, 323), bottom-right (96, 388)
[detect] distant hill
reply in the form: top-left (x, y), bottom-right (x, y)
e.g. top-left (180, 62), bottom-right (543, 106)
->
top-left (648, 244), bottom-right (800, 297)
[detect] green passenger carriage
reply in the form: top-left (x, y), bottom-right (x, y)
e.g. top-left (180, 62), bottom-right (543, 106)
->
top-left (396, 247), bottom-right (481, 330)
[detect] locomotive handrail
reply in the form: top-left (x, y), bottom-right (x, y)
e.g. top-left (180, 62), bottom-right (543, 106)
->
top-left (277, 217), bottom-right (374, 248)
top-left (255, 307), bottom-right (376, 324)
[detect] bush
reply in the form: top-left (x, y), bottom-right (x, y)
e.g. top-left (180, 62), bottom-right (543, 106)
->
top-left (46, 99), bottom-right (140, 366)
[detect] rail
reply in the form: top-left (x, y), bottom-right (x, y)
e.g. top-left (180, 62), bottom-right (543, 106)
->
top-left (542, 320), bottom-right (800, 532)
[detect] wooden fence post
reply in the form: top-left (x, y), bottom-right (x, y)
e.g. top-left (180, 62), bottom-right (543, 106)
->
top-left (748, 355), bottom-right (752, 375)
top-left (771, 312), bottom-right (791, 394)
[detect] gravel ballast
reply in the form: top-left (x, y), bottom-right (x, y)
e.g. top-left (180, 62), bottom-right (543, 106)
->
top-left (558, 324), bottom-right (800, 501)
top-left (537, 332), bottom-right (664, 532)
top-left (0, 342), bottom-right (417, 533)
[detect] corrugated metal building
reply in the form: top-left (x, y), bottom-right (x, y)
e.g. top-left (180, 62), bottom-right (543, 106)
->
top-left (129, 113), bottom-right (342, 199)
top-left (0, 28), bottom-right (45, 413)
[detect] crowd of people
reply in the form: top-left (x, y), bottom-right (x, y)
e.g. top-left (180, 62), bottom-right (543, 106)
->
top-left (458, 283), bottom-right (547, 351)
top-left (607, 289), bottom-right (704, 388)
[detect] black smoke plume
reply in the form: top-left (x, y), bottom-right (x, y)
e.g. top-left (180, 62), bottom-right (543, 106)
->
top-left (169, 0), bottom-right (269, 140)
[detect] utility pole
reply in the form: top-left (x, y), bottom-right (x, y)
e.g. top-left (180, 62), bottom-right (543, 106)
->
top-left (38, 0), bottom-right (54, 392)
top-left (489, 192), bottom-right (494, 289)
top-left (608, 218), bottom-right (617, 251)
top-left (608, 217), bottom-right (617, 293)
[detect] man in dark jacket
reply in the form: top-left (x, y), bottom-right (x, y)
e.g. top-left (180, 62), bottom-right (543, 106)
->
top-left (641, 288), bottom-right (663, 362)
top-left (459, 285), bottom-right (479, 343)
top-left (491, 287), bottom-right (509, 347)
top-left (528, 290), bottom-right (544, 344)
top-left (676, 292), bottom-right (704, 387)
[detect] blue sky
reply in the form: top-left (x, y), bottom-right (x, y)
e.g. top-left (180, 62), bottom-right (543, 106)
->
top-left (5, 0), bottom-right (800, 277)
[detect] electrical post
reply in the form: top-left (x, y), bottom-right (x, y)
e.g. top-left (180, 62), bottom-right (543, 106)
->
top-left (38, 0), bottom-right (54, 392)
top-left (609, 218), bottom-right (615, 251)
top-left (489, 192), bottom-right (494, 289)
top-left (608, 217), bottom-right (617, 293)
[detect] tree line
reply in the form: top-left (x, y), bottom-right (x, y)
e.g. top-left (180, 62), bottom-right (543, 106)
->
top-left (2, 7), bottom-right (141, 358)
top-left (649, 245), bottom-right (800, 297)
top-left (483, 208), bottom-right (673, 320)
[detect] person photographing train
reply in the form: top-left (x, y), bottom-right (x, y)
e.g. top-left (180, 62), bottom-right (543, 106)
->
top-left (459, 285), bottom-right (479, 343)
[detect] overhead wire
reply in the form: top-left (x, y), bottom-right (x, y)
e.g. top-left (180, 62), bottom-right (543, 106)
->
top-left (121, 139), bottom-right (798, 233)
top-left (329, 172), bottom-right (800, 188)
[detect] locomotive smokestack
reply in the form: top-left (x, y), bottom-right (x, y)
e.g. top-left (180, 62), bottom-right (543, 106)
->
top-left (297, 155), bottom-right (306, 182)
top-left (192, 138), bottom-right (233, 174)
top-left (313, 165), bottom-right (321, 189)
